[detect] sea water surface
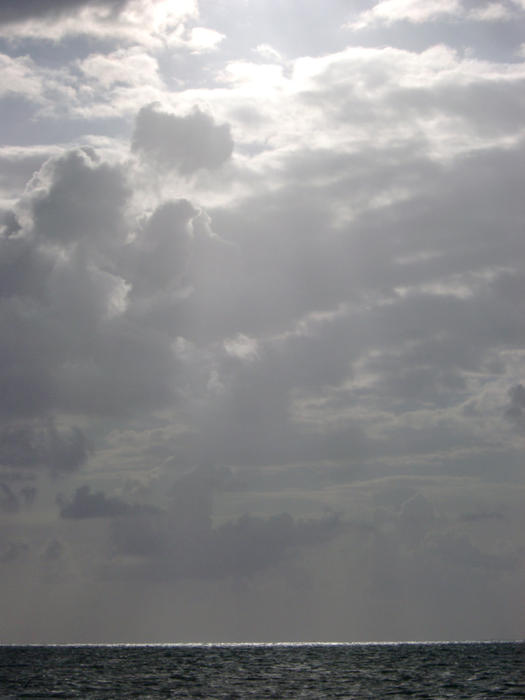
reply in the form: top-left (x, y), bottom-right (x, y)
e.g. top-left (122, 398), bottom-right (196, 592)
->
top-left (0, 641), bottom-right (523, 698)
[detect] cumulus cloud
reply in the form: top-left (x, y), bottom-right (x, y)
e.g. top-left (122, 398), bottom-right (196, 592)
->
top-left (0, 146), bottom-right (62, 206)
top-left (28, 148), bottom-right (129, 245)
top-left (0, 147), bottom-right (201, 434)
top-left (132, 105), bottom-right (234, 174)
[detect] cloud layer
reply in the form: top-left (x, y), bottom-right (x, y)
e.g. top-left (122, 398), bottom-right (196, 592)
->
top-left (0, 0), bottom-right (523, 643)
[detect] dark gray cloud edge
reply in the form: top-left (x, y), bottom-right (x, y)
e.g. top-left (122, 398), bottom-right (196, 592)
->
top-left (0, 0), bottom-right (128, 24)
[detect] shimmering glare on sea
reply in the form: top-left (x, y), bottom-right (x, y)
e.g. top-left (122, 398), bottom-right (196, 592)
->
top-left (0, 641), bottom-right (524, 698)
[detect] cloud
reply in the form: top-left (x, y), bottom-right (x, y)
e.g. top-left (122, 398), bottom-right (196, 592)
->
top-left (1, 40), bottom-right (523, 492)
top-left (126, 199), bottom-right (196, 296)
top-left (41, 538), bottom-right (64, 562)
top-left (0, 145), bottom-right (62, 206)
top-left (0, 147), bottom-right (193, 432)
top-left (110, 469), bottom-right (342, 581)
top-left (427, 531), bottom-right (517, 571)
top-left (469, 3), bottom-right (513, 21)
top-left (0, 482), bottom-right (20, 513)
top-left (29, 148), bottom-right (129, 245)
top-left (348, 0), bottom-right (519, 29)
top-left (0, 0), bottom-right (199, 47)
top-left (0, 540), bottom-right (28, 563)
top-left (254, 44), bottom-right (283, 62)
top-left (350, 0), bottom-right (462, 29)
top-left (78, 48), bottom-right (163, 91)
top-left (0, 54), bottom-right (44, 101)
top-left (505, 384), bottom-right (525, 428)
top-left (132, 105), bottom-right (234, 174)
top-left (0, 11), bottom-right (523, 642)
top-left (459, 510), bottom-right (503, 522)
top-left (58, 484), bottom-right (150, 518)
top-left (0, 0), bottom-right (127, 25)
top-left (0, 421), bottom-right (90, 473)
top-left (187, 27), bottom-right (225, 52)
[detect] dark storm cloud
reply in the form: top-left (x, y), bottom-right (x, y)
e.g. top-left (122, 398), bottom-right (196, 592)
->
top-left (132, 105), bottom-right (234, 175)
top-left (0, 421), bottom-right (90, 472)
top-left (58, 485), bottom-right (151, 518)
top-left (112, 505), bottom-right (341, 581)
top-left (0, 540), bottom-right (28, 563)
top-left (20, 485), bottom-right (37, 505)
top-left (109, 468), bottom-right (342, 581)
top-left (41, 538), bottom-right (63, 562)
top-left (0, 0), bottom-right (127, 24)
top-left (505, 384), bottom-right (525, 428)
top-left (0, 482), bottom-right (20, 513)
top-left (209, 511), bottom-right (340, 578)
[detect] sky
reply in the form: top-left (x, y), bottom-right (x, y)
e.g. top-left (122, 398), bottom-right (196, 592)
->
top-left (0, 0), bottom-right (524, 644)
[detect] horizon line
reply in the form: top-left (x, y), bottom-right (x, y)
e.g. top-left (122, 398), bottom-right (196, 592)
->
top-left (1, 639), bottom-right (522, 648)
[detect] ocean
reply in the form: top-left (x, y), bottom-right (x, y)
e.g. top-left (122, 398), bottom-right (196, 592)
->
top-left (0, 641), bottom-right (523, 698)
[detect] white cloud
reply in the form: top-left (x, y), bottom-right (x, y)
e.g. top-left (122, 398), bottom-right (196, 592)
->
top-left (224, 334), bottom-right (259, 361)
top-left (78, 48), bottom-right (163, 90)
top-left (0, 54), bottom-right (44, 100)
top-left (468, 2), bottom-right (513, 20)
top-left (254, 44), bottom-right (283, 62)
top-left (349, 0), bottom-right (462, 29)
top-left (186, 26), bottom-right (225, 52)
top-left (348, 0), bottom-right (522, 29)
